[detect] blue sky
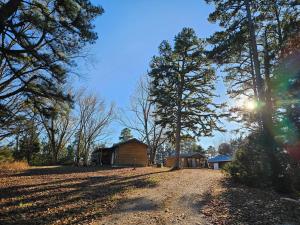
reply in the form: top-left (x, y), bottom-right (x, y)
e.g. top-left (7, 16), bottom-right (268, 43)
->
top-left (74, 0), bottom-right (239, 148)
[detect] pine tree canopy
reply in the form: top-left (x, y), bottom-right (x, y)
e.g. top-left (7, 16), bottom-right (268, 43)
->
top-left (119, 128), bottom-right (133, 142)
top-left (0, 0), bottom-right (103, 138)
top-left (206, 0), bottom-right (299, 128)
top-left (149, 27), bottom-right (225, 139)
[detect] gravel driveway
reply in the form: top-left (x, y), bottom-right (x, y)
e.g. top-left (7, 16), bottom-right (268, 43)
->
top-left (98, 169), bottom-right (223, 225)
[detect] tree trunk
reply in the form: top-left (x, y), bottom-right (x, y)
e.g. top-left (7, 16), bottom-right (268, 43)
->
top-left (76, 145), bottom-right (80, 165)
top-left (245, 0), bottom-right (264, 105)
top-left (50, 118), bottom-right (58, 164)
top-left (149, 146), bottom-right (157, 165)
top-left (149, 146), bottom-right (154, 165)
top-left (15, 134), bottom-right (19, 152)
top-left (174, 115), bottom-right (181, 169)
top-left (145, 135), bottom-right (152, 164)
top-left (246, 0), bottom-right (278, 183)
top-left (249, 47), bottom-right (258, 98)
top-left (75, 132), bottom-right (82, 165)
top-left (53, 149), bottom-right (58, 164)
top-left (83, 142), bottom-right (90, 166)
top-left (50, 140), bottom-right (58, 164)
top-left (264, 29), bottom-right (281, 184)
top-left (246, 0), bottom-right (271, 132)
top-left (264, 30), bottom-right (273, 114)
top-left (26, 138), bottom-right (31, 163)
top-left (174, 73), bottom-right (183, 170)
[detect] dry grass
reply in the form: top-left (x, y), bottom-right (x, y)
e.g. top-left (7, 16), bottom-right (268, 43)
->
top-left (0, 161), bottom-right (29, 170)
top-left (0, 166), bottom-right (166, 225)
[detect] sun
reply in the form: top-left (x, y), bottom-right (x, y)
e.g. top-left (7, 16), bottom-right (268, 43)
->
top-left (235, 96), bottom-right (257, 111)
top-left (245, 100), bottom-right (257, 111)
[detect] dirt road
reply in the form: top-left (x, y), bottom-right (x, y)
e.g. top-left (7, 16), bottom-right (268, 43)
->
top-left (96, 169), bottom-right (300, 225)
top-left (98, 169), bottom-right (223, 225)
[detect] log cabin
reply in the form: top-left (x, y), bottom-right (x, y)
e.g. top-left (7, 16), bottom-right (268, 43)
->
top-left (91, 139), bottom-right (148, 167)
top-left (165, 153), bottom-right (207, 168)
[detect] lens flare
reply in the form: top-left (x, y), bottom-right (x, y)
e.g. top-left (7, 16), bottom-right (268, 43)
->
top-left (245, 100), bottom-right (257, 111)
top-left (235, 96), bottom-right (257, 111)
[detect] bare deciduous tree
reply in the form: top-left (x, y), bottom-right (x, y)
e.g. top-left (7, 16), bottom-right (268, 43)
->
top-left (39, 101), bottom-right (77, 163)
top-left (120, 78), bottom-right (167, 164)
top-left (75, 90), bottom-right (114, 166)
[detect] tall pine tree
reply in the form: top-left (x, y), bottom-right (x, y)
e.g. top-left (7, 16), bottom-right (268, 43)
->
top-left (206, 0), bottom-right (299, 185)
top-left (149, 28), bottom-right (225, 169)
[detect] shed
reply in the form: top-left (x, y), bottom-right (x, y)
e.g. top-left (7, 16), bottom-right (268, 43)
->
top-left (91, 139), bottom-right (148, 167)
top-left (165, 153), bottom-right (207, 168)
top-left (208, 155), bottom-right (232, 170)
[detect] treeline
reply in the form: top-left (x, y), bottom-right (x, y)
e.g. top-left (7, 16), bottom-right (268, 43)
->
top-left (1, 89), bottom-right (114, 166)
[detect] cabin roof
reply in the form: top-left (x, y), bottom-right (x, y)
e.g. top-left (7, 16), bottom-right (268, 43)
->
top-left (112, 138), bottom-right (148, 148)
top-left (92, 138), bottom-right (147, 153)
top-left (208, 154), bottom-right (232, 163)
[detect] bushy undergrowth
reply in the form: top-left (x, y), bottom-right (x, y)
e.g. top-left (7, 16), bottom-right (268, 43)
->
top-left (0, 147), bottom-right (14, 163)
top-left (29, 153), bottom-right (53, 166)
top-left (0, 147), bottom-right (29, 170)
top-left (224, 133), bottom-right (272, 187)
top-left (0, 146), bottom-right (74, 167)
top-left (0, 161), bottom-right (29, 170)
top-left (29, 153), bottom-right (74, 166)
top-left (224, 132), bottom-right (300, 194)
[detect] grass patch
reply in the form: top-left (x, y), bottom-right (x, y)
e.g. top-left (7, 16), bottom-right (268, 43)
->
top-left (19, 202), bottom-right (34, 207)
top-left (146, 176), bottom-right (160, 186)
top-left (0, 161), bottom-right (29, 170)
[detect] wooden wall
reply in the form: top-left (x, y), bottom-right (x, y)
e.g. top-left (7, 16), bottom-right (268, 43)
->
top-left (165, 157), bottom-right (176, 167)
top-left (165, 156), bottom-right (206, 168)
top-left (114, 142), bottom-right (148, 166)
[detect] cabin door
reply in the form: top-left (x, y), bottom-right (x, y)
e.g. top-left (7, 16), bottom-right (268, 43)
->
top-left (213, 163), bottom-right (219, 170)
top-left (192, 159), bottom-right (196, 167)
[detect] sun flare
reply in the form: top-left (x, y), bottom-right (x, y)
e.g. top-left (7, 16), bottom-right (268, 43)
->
top-left (245, 100), bottom-right (257, 111)
top-left (236, 96), bottom-right (257, 111)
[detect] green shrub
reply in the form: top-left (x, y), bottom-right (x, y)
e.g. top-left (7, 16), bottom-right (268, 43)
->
top-left (0, 147), bottom-right (14, 163)
top-left (30, 153), bottom-right (52, 166)
top-left (224, 134), bottom-right (272, 187)
top-left (224, 131), bottom-right (300, 193)
top-left (57, 145), bottom-right (75, 165)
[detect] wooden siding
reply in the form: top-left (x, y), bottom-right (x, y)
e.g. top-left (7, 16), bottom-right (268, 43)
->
top-left (114, 142), bottom-right (148, 166)
top-left (165, 157), bottom-right (176, 167)
top-left (165, 156), bottom-right (207, 168)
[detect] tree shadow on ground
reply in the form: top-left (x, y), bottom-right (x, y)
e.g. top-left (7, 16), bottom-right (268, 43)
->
top-left (196, 178), bottom-right (300, 225)
top-left (13, 165), bottom-right (118, 176)
top-left (0, 167), bottom-right (169, 225)
top-left (180, 191), bottom-right (213, 213)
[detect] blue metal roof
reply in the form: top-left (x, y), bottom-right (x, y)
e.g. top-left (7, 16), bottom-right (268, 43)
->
top-left (208, 155), bottom-right (232, 163)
